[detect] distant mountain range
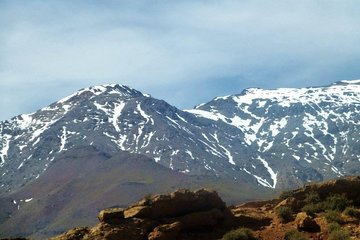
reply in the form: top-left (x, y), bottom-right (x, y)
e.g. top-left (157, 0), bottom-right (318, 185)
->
top-left (1, 80), bottom-right (360, 194)
top-left (1, 79), bottom-right (360, 238)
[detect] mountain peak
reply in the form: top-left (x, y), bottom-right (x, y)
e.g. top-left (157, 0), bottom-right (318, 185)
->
top-left (57, 84), bottom-right (144, 105)
top-left (194, 79), bottom-right (360, 110)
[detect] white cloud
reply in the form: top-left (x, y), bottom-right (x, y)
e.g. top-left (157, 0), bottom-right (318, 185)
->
top-left (1, 1), bottom-right (360, 120)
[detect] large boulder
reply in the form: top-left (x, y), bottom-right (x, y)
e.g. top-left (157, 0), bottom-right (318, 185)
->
top-left (98, 208), bottom-right (124, 224)
top-left (295, 212), bottom-right (320, 232)
top-left (50, 189), bottom-right (232, 240)
top-left (124, 188), bottom-right (226, 219)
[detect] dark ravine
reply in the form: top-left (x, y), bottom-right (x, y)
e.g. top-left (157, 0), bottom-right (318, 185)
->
top-left (1, 80), bottom-right (360, 194)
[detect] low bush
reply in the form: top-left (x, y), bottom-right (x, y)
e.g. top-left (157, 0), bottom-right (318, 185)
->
top-left (304, 191), bottom-right (321, 204)
top-left (328, 228), bottom-right (350, 240)
top-left (327, 221), bottom-right (350, 240)
top-left (323, 194), bottom-right (352, 212)
top-left (327, 222), bottom-right (341, 233)
top-left (222, 228), bottom-right (258, 240)
top-left (284, 229), bottom-right (308, 240)
top-left (276, 206), bottom-right (293, 223)
top-left (343, 206), bottom-right (360, 218)
top-left (302, 203), bottom-right (323, 216)
top-left (324, 210), bottom-right (343, 224)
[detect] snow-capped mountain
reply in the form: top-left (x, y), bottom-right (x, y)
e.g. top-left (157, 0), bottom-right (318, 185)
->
top-left (188, 80), bottom-right (360, 187)
top-left (1, 80), bottom-right (360, 192)
top-left (0, 84), bottom-right (254, 193)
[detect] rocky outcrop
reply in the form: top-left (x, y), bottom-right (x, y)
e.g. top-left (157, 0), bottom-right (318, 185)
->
top-left (295, 212), bottom-right (320, 232)
top-left (124, 188), bottom-right (226, 219)
top-left (98, 208), bottom-right (124, 224)
top-left (288, 176), bottom-right (360, 204)
top-left (51, 189), bottom-right (233, 240)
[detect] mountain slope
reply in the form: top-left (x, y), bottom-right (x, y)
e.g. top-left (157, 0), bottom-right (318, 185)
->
top-left (1, 80), bottom-right (360, 192)
top-left (0, 84), bottom-right (254, 194)
top-left (0, 146), bottom-right (271, 239)
top-left (187, 80), bottom-right (360, 187)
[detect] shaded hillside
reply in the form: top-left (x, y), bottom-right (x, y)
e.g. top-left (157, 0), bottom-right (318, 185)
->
top-left (0, 146), bottom-right (273, 239)
top-left (44, 176), bottom-right (360, 240)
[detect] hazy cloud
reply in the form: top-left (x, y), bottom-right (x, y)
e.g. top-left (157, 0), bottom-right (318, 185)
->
top-left (1, 1), bottom-right (360, 120)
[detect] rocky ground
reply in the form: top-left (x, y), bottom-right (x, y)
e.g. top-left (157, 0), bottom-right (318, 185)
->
top-left (2, 176), bottom-right (360, 240)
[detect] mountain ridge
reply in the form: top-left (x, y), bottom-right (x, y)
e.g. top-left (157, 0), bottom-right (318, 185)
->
top-left (1, 79), bottom-right (360, 193)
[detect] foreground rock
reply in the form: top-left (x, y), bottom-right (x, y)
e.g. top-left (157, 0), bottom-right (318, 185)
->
top-left (295, 212), bottom-right (320, 232)
top-left (97, 208), bottom-right (124, 224)
top-left (124, 188), bottom-right (226, 219)
top-left (51, 189), bottom-right (234, 240)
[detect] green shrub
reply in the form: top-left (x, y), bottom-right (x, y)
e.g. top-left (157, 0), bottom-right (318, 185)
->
top-left (323, 194), bottom-right (352, 211)
top-left (302, 203), bottom-right (323, 215)
top-left (328, 219), bottom-right (350, 240)
top-left (327, 222), bottom-right (341, 233)
top-left (222, 228), bottom-right (257, 240)
top-left (324, 210), bottom-right (342, 223)
top-left (328, 228), bottom-right (350, 240)
top-left (284, 229), bottom-right (308, 240)
top-left (327, 220), bottom-right (351, 240)
top-left (343, 206), bottom-right (360, 218)
top-left (276, 206), bottom-right (293, 223)
top-left (301, 191), bottom-right (323, 215)
top-left (305, 191), bottom-right (321, 204)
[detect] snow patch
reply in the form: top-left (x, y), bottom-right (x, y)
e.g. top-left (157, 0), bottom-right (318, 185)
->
top-left (185, 109), bottom-right (224, 122)
top-left (218, 144), bottom-right (235, 165)
top-left (17, 114), bottom-right (33, 130)
top-left (0, 134), bottom-right (11, 165)
top-left (137, 103), bottom-right (153, 125)
top-left (175, 113), bottom-right (188, 123)
top-left (340, 79), bottom-right (360, 84)
top-left (17, 161), bottom-right (25, 169)
top-left (59, 126), bottom-right (67, 152)
top-left (171, 150), bottom-right (179, 156)
top-left (257, 156), bottom-right (277, 188)
top-left (111, 102), bottom-right (126, 132)
top-left (185, 150), bottom-right (195, 159)
top-left (269, 118), bottom-right (288, 137)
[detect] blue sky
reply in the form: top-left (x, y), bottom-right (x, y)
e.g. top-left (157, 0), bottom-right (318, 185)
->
top-left (1, 1), bottom-right (360, 120)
